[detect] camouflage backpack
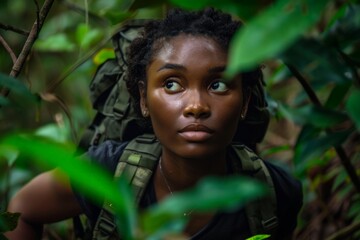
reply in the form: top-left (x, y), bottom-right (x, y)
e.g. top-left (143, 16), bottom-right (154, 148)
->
top-left (77, 20), bottom-right (278, 240)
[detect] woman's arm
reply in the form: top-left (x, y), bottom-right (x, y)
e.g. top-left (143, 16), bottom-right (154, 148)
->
top-left (4, 169), bottom-right (83, 239)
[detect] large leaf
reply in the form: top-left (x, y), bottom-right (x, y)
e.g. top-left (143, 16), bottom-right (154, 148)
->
top-left (226, 0), bottom-right (330, 77)
top-left (281, 38), bottom-right (353, 86)
top-left (0, 134), bottom-right (137, 240)
top-left (76, 24), bottom-right (104, 50)
top-left (278, 104), bottom-right (349, 129)
top-left (142, 175), bottom-right (266, 237)
top-left (294, 129), bottom-right (352, 172)
top-left (346, 89), bottom-right (360, 131)
top-left (34, 33), bottom-right (76, 52)
top-left (0, 74), bottom-right (36, 102)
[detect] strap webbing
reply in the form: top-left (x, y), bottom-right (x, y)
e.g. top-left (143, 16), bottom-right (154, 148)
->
top-left (230, 144), bottom-right (278, 237)
top-left (92, 134), bottom-right (161, 239)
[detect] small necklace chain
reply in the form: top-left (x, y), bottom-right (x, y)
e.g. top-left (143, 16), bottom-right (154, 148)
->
top-left (159, 157), bottom-right (194, 217)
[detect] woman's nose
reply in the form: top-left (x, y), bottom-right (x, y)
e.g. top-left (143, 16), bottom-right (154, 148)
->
top-left (183, 90), bottom-right (211, 119)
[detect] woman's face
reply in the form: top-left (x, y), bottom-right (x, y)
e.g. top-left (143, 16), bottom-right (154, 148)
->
top-left (141, 34), bottom-right (245, 159)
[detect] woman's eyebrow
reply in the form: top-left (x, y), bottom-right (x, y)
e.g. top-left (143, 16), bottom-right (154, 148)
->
top-left (157, 63), bottom-right (186, 72)
top-left (208, 66), bottom-right (226, 73)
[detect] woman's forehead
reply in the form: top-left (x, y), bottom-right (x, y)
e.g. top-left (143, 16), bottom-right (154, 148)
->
top-left (150, 34), bottom-right (227, 65)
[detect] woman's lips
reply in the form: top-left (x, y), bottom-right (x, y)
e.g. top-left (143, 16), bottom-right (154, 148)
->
top-left (178, 124), bottom-right (214, 142)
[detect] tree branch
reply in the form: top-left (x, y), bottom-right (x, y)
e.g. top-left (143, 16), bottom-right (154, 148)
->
top-left (0, 0), bottom-right (55, 98)
top-left (0, 34), bottom-right (17, 64)
top-left (285, 63), bottom-right (360, 194)
top-left (0, 22), bottom-right (30, 36)
top-left (325, 221), bottom-right (360, 240)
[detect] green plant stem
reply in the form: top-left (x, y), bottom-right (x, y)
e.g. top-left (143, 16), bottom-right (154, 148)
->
top-left (285, 63), bottom-right (360, 194)
top-left (0, 0), bottom-right (55, 98)
top-left (325, 221), bottom-right (360, 240)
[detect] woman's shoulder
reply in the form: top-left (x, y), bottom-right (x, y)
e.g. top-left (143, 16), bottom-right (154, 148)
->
top-left (85, 140), bottom-right (129, 172)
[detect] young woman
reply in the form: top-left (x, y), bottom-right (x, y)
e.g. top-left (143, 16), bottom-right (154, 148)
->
top-left (6, 8), bottom-right (302, 240)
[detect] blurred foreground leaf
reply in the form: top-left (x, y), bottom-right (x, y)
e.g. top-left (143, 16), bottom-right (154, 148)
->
top-left (226, 0), bottom-right (330, 76)
top-left (0, 134), bottom-right (137, 240)
top-left (142, 175), bottom-right (266, 237)
top-left (246, 234), bottom-right (271, 240)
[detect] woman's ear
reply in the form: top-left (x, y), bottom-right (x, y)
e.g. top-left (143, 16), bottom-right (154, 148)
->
top-left (240, 90), bottom-right (251, 120)
top-left (138, 81), bottom-right (149, 117)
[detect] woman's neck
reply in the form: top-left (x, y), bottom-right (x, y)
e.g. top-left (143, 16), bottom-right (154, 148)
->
top-left (156, 149), bottom-right (228, 194)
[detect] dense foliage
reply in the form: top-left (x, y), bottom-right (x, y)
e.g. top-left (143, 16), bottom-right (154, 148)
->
top-left (0, 0), bottom-right (359, 239)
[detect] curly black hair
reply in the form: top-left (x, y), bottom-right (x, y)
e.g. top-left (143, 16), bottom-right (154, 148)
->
top-left (125, 8), bottom-right (269, 146)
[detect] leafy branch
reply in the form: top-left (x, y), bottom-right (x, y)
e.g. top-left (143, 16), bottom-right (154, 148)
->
top-left (0, 0), bottom-right (55, 99)
top-left (285, 63), bottom-right (360, 194)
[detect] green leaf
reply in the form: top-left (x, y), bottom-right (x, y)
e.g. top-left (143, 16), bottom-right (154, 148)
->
top-left (0, 134), bottom-right (137, 240)
top-left (34, 123), bottom-right (69, 143)
top-left (346, 89), bottom-right (360, 131)
top-left (143, 176), bottom-right (266, 236)
top-left (0, 74), bottom-right (37, 103)
top-left (246, 234), bottom-right (271, 240)
top-left (279, 104), bottom-right (349, 129)
top-left (226, 0), bottom-right (331, 77)
top-left (281, 38), bottom-right (353, 86)
top-left (34, 33), bottom-right (76, 52)
top-left (76, 24), bottom-right (104, 50)
top-left (325, 82), bottom-right (352, 108)
top-left (0, 212), bottom-right (20, 232)
top-left (294, 129), bottom-right (352, 171)
top-left (93, 48), bottom-right (116, 65)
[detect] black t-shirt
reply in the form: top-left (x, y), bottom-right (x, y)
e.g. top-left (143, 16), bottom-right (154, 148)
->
top-left (74, 140), bottom-right (303, 239)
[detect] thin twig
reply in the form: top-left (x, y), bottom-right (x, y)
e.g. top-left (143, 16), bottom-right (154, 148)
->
top-left (58, 0), bottom-right (109, 26)
top-left (0, 34), bottom-right (17, 64)
top-left (285, 63), bottom-right (360, 194)
top-left (0, 22), bottom-right (30, 36)
top-left (285, 64), bottom-right (321, 106)
top-left (0, 0), bottom-right (55, 98)
top-left (34, 0), bottom-right (41, 33)
top-left (325, 221), bottom-right (360, 240)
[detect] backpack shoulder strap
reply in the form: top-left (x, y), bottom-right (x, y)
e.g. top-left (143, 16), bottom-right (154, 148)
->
top-left (92, 134), bottom-right (161, 239)
top-left (230, 143), bottom-right (279, 237)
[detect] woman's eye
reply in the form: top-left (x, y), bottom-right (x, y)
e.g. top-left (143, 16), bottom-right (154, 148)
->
top-left (163, 80), bottom-right (182, 92)
top-left (209, 81), bottom-right (228, 92)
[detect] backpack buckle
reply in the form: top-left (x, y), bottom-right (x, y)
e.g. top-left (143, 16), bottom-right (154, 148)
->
top-left (262, 216), bottom-right (278, 231)
top-left (97, 216), bottom-right (116, 235)
top-left (135, 134), bottom-right (157, 144)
